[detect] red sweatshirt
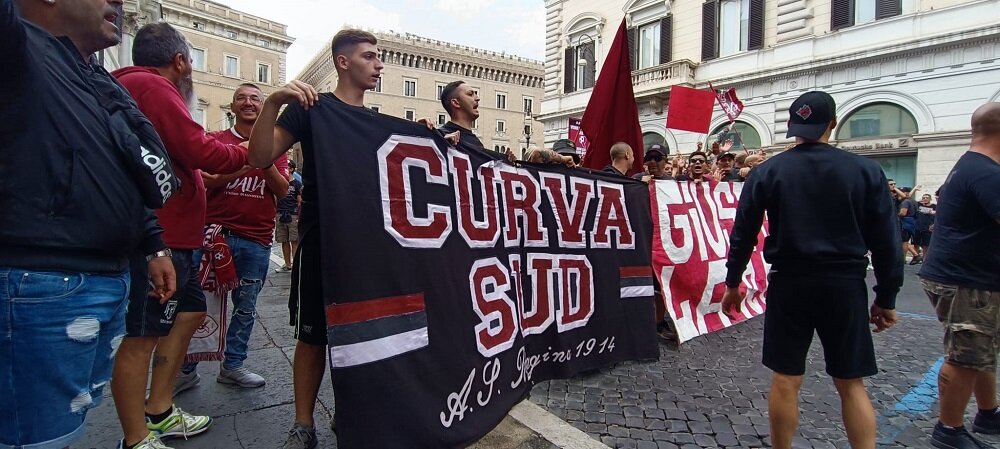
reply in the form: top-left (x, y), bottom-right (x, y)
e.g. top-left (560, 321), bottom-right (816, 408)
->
top-left (113, 67), bottom-right (247, 249)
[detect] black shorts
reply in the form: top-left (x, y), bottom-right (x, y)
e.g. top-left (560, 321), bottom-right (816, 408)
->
top-left (762, 274), bottom-right (876, 379)
top-left (126, 249), bottom-right (208, 337)
top-left (913, 230), bottom-right (932, 247)
top-left (288, 230), bottom-right (327, 346)
top-left (901, 229), bottom-right (914, 242)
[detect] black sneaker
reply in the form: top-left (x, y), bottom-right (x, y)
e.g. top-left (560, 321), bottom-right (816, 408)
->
top-left (932, 423), bottom-right (995, 449)
top-left (974, 410), bottom-right (1000, 434)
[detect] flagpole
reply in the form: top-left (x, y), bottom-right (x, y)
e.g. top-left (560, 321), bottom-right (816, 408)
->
top-left (709, 81), bottom-right (752, 155)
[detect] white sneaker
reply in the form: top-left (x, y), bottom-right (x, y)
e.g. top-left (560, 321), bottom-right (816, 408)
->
top-left (118, 432), bottom-right (172, 449)
top-left (217, 366), bottom-right (265, 388)
top-left (173, 370), bottom-right (200, 396)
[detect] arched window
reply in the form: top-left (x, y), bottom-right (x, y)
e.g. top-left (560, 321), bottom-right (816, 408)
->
top-left (710, 121), bottom-right (761, 150)
top-left (642, 132), bottom-right (668, 154)
top-left (836, 102), bottom-right (917, 140)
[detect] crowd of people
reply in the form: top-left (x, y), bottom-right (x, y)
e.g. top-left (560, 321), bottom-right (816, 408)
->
top-left (1, 3), bottom-right (998, 449)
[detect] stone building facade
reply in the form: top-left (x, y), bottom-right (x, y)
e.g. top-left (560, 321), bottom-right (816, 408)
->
top-left (540, 0), bottom-right (1000, 191)
top-left (297, 30), bottom-right (546, 155)
top-left (160, 0), bottom-right (293, 132)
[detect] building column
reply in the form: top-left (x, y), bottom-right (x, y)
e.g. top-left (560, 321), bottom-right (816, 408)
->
top-left (913, 131), bottom-right (971, 191)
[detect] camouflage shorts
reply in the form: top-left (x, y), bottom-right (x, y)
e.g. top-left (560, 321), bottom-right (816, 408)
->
top-left (923, 280), bottom-right (1000, 372)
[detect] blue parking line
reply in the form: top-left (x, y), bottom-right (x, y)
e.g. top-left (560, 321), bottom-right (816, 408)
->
top-left (895, 357), bottom-right (944, 413)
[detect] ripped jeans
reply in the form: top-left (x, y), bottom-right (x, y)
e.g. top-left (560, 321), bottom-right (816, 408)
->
top-left (190, 234), bottom-right (270, 371)
top-left (0, 267), bottom-right (129, 449)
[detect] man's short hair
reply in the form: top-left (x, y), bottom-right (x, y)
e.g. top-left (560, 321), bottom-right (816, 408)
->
top-left (133, 23), bottom-right (190, 68)
top-left (688, 151), bottom-right (709, 161)
top-left (440, 81), bottom-right (465, 114)
top-left (331, 29), bottom-right (378, 58)
top-left (233, 83), bottom-right (261, 100)
top-left (609, 142), bottom-right (632, 161)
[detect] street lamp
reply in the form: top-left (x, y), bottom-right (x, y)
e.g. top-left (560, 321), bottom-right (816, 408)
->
top-left (575, 34), bottom-right (597, 90)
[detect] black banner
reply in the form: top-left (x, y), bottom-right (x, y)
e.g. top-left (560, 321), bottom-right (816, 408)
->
top-left (310, 97), bottom-right (658, 448)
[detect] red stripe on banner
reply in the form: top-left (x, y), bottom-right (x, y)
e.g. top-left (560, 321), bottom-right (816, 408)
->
top-left (326, 293), bottom-right (426, 326)
top-left (619, 266), bottom-right (653, 278)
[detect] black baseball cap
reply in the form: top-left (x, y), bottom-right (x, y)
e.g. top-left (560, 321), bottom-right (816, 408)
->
top-left (787, 91), bottom-right (836, 141)
top-left (717, 152), bottom-right (735, 160)
top-left (552, 139), bottom-right (576, 155)
top-left (644, 144), bottom-right (667, 159)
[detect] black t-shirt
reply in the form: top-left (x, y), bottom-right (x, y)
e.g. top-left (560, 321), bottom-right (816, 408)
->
top-left (915, 203), bottom-right (936, 231)
top-left (719, 169), bottom-right (743, 182)
top-left (920, 152), bottom-right (1000, 291)
top-left (276, 93), bottom-right (365, 239)
top-left (602, 164), bottom-right (627, 177)
top-left (277, 178), bottom-right (302, 214)
top-left (899, 198), bottom-right (918, 218)
top-left (438, 121), bottom-right (485, 150)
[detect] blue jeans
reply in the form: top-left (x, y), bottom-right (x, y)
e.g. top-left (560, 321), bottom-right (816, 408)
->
top-left (0, 267), bottom-right (129, 449)
top-left (191, 234), bottom-right (270, 370)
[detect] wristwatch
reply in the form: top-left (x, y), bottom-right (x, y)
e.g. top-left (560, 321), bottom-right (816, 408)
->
top-left (146, 249), bottom-right (173, 262)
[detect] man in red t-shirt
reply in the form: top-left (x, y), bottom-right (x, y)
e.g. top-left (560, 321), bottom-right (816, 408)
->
top-left (177, 83), bottom-right (289, 390)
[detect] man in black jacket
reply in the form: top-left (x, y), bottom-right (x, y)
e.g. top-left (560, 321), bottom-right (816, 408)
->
top-left (0, 1), bottom-right (176, 449)
top-left (722, 91), bottom-right (902, 449)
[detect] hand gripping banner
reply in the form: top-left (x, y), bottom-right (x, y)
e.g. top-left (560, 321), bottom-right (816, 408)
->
top-left (308, 97), bottom-right (658, 448)
top-left (650, 180), bottom-right (770, 344)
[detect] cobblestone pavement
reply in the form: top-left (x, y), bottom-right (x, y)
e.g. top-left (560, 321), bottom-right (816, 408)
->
top-left (76, 255), bottom-right (991, 448)
top-left (528, 264), bottom-right (1000, 449)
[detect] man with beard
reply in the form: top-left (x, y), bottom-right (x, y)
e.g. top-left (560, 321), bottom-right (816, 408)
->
top-left (246, 29), bottom-right (381, 449)
top-left (0, 1), bottom-right (176, 448)
top-left (111, 22), bottom-right (248, 449)
top-left (175, 83), bottom-right (290, 390)
top-left (676, 151), bottom-right (711, 182)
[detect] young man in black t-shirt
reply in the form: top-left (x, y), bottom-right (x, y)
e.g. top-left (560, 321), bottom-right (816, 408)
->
top-left (247, 29), bottom-right (380, 449)
top-left (911, 193), bottom-right (936, 264)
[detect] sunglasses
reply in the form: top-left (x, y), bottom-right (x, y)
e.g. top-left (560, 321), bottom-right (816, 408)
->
top-left (689, 158), bottom-right (707, 164)
top-left (644, 154), bottom-right (663, 162)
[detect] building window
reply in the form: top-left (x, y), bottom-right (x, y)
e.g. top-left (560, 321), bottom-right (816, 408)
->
top-left (258, 39), bottom-right (270, 48)
top-left (192, 21), bottom-right (205, 30)
top-left (404, 109), bottom-right (415, 121)
top-left (192, 108), bottom-right (206, 128)
top-left (225, 30), bottom-right (237, 39)
top-left (191, 48), bottom-right (206, 71)
top-left (523, 97), bottom-right (533, 115)
top-left (372, 77), bottom-right (382, 92)
top-left (472, 119), bottom-right (478, 130)
top-left (257, 63), bottom-right (271, 84)
top-left (437, 113), bottom-right (447, 126)
top-left (224, 112), bottom-right (236, 129)
top-left (702, 0), bottom-right (762, 61)
top-left (638, 21), bottom-right (661, 69)
top-left (719, 0), bottom-right (750, 57)
top-left (404, 79), bottom-right (416, 97)
top-left (831, 0), bottom-right (900, 30)
top-left (836, 103), bottom-right (917, 140)
top-left (437, 83), bottom-right (446, 99)
top-left (370, 105), bottom-right (381, 113)
top-left (710, 121), bottom-right (762, 150)
top-left (224, 55), bottom-right (239, 77)
top-left (496, 92), bottom-right (507, 110)
top-left (496, 120), bottom-right (506, 133)
top-left (873, 155), bottom-right (916, 188)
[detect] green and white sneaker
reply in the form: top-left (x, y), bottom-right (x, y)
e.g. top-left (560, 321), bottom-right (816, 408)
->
top-left (118, 432), bottom-right (172, 449)
top-left (146, 405), bottom-right (212, 439)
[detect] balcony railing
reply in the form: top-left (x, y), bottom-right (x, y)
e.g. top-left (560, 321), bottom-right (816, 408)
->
top-left (631, 59), bottom-right (697, 96)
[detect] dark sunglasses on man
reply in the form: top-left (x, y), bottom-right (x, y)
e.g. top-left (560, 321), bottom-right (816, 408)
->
top-left (689, 157), bottom-right (707, 164)
top-left (644, 153), bottom-right (664, 162)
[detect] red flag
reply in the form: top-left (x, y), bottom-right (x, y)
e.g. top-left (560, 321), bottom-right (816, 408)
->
top-left (567, 117), bottom-right (590, 159)
top-left (665, 85), bottom-right (715, 134)
top-left (710, 81), bottom-right (744, 122)
top-left (580, 19), bottom-right (644, 173)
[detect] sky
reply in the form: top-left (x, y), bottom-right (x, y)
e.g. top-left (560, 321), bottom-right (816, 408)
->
top-left (232, 0), bottom-right (546, 79)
